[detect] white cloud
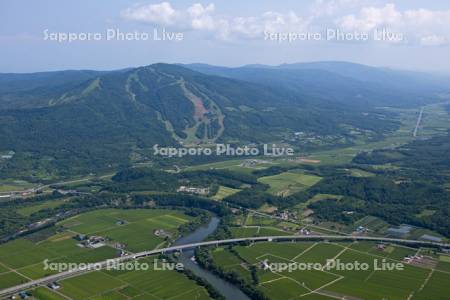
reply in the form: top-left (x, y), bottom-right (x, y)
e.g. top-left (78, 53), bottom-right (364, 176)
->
top-left (336, 3), bottom-right (450, 46)
top-left (187, 3), bottom-right (215, 18)
top-left (121, 2), bottom-right (308, 40)
top-left (262, 11), bottom-right (307, 33)
top-left (337, 3), bottom-right (400, 31)
top-left (121, 2), bottom-right (179, 26)
top-left (188, 3), bottom-right (217, 30)
top-left (310, 0), bottom-right (368, 17)
top-left (121, 1), bottom-right (450, 45)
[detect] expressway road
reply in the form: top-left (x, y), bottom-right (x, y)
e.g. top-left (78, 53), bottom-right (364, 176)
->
top-left (1, 235), bottom-right (449, 297)
top-left (413, 107), bottom-right (424, 137)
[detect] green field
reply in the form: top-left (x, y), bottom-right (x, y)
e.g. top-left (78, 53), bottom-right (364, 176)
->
top-left (209, 241), bottom-right (450, 300)
top-left (352, 215), bottom-right (390, 234)
top-left (185, 158), bottom-right (272, 174)
top-left (258, 172), bottom-right (322, 196)
top-left (0, 208), bottom-right (196, 293)
top-left (212, 185), bottom-right (241, 200)
top-left (349, 168), bottom-right (375, 177)
top-left (0, 272), bottom-right (28, 290)
top-left (17, 198), bottom-right (70, 216)
top-left (181, 103), bottom-right (450, 172)
top-left (68, 257), bottom-right (211, 300)
top-left (0, 208), bottom-right (212, 299)
top-left (59, 209), bottom-right (192, 252)
top-left (295, 193), bottom-right (342, 211)
top-left (0, 179), bottom-right (34, 192)
top-left (305, 103), bottom-right (450, 165)
top-left (230, 226), bottom-right (260, 238)
top-left (58, 271), bottom-right (125, 299)
top-left (30, 287), bottom-right (68, 300)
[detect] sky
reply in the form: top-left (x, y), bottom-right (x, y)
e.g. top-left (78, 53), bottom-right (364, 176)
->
top-left (1, 0), bottom-right (450, 73)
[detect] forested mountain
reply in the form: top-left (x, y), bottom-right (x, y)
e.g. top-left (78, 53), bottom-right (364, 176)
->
top-left (0, 70), bottom-right (105, 94)
top-left (185, 61), bottom-right (450, 107)
top-left (0, 62), bottom-right (445, 178)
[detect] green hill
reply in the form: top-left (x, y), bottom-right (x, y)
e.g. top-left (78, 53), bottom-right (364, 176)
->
top-left (0, 63), bottom-right (403, 178)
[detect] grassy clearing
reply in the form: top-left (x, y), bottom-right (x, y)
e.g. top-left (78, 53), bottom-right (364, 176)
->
top-left (0, 179), bottom-right (34, 192)
top-left (212, 185), bottom-right (241, 200)
top-left (439, 255), bottom-right (450, 263)
top-left (258, 172), bottom-right (322, 196)
top-left (295, 194), bottom-right (342, 211)
top-left (17, 198), bottom-right (69, 216)
top-left (349, 168), bottom-right (375, 177)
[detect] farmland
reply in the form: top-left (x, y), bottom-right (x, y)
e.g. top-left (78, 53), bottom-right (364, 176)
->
top-left (17, 198), bottom-right (70, 216)
top-left (258, 172), bottom-right (322, 196)
top-left (59, 209), bottom-right (193, 252)
top-left (208, 241), bottom-right (450, 300)
top-left (0, 208), bottom-right (204, 295)
top-left (44, 258), bottom-right (212, 300)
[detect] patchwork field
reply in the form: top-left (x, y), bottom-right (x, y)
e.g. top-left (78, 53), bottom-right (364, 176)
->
top-left (59, 209), bottom-right (192, 252)
top-left (0, 208), bottom-right (196, 293)
top-left (351, 216), bottom-right (390, 234)
top-left (258, 172), bottom-right (322, 196)
top-left (210, 241), bottom-right (450, 300)
top-left (44, 257), bottom-right (211, 300)
top-left (2, 206), bottom-right (449, 299)
top-left (236, 212), bottom-right (341, 237)
top-left (305, 103), bottom-right (450, 165)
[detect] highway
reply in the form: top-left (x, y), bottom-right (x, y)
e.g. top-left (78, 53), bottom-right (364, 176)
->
top-left (1, 235), bottom-right (449, 297)
top-left (0, 173), bottom-right (114, 196)
top-left (413, 107), bottom-right (424, 137)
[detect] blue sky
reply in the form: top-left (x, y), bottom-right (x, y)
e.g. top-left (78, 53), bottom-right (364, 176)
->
top-left (1, 0), bottom-right (450, 72)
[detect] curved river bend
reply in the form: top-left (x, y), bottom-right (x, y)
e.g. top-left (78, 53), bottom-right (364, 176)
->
top-left (173, 217), bottom-right (250, 300)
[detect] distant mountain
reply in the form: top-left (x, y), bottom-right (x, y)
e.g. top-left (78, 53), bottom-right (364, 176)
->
top-left (277, 61), bottom-right (450, 92)
top-left (185, 61), bottom-right (450, 107)
top-left (0, 70), bottom-right (106, 93)
top-left (0, 63), bottom-right (409, 178)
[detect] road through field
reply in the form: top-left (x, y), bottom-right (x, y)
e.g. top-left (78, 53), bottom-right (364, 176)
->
top-left (1, 234), bottom-right (448, 297)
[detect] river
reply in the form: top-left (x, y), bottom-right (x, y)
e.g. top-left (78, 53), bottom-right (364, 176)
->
top-left (173, 217), bottom-right (250, 300)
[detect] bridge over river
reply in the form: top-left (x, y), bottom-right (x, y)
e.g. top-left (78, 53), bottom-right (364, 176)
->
top-left (1, 235), bottom-right (448, 297)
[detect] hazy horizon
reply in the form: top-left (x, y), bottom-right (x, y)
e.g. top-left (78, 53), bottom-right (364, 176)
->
top-left (2, 60), bottom-right (450, 76)
top-left (2, 0), bottom-right (450, 73)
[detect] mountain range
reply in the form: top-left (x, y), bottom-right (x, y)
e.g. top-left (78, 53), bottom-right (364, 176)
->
top-left (1, 61), bottom-right (449, 178)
